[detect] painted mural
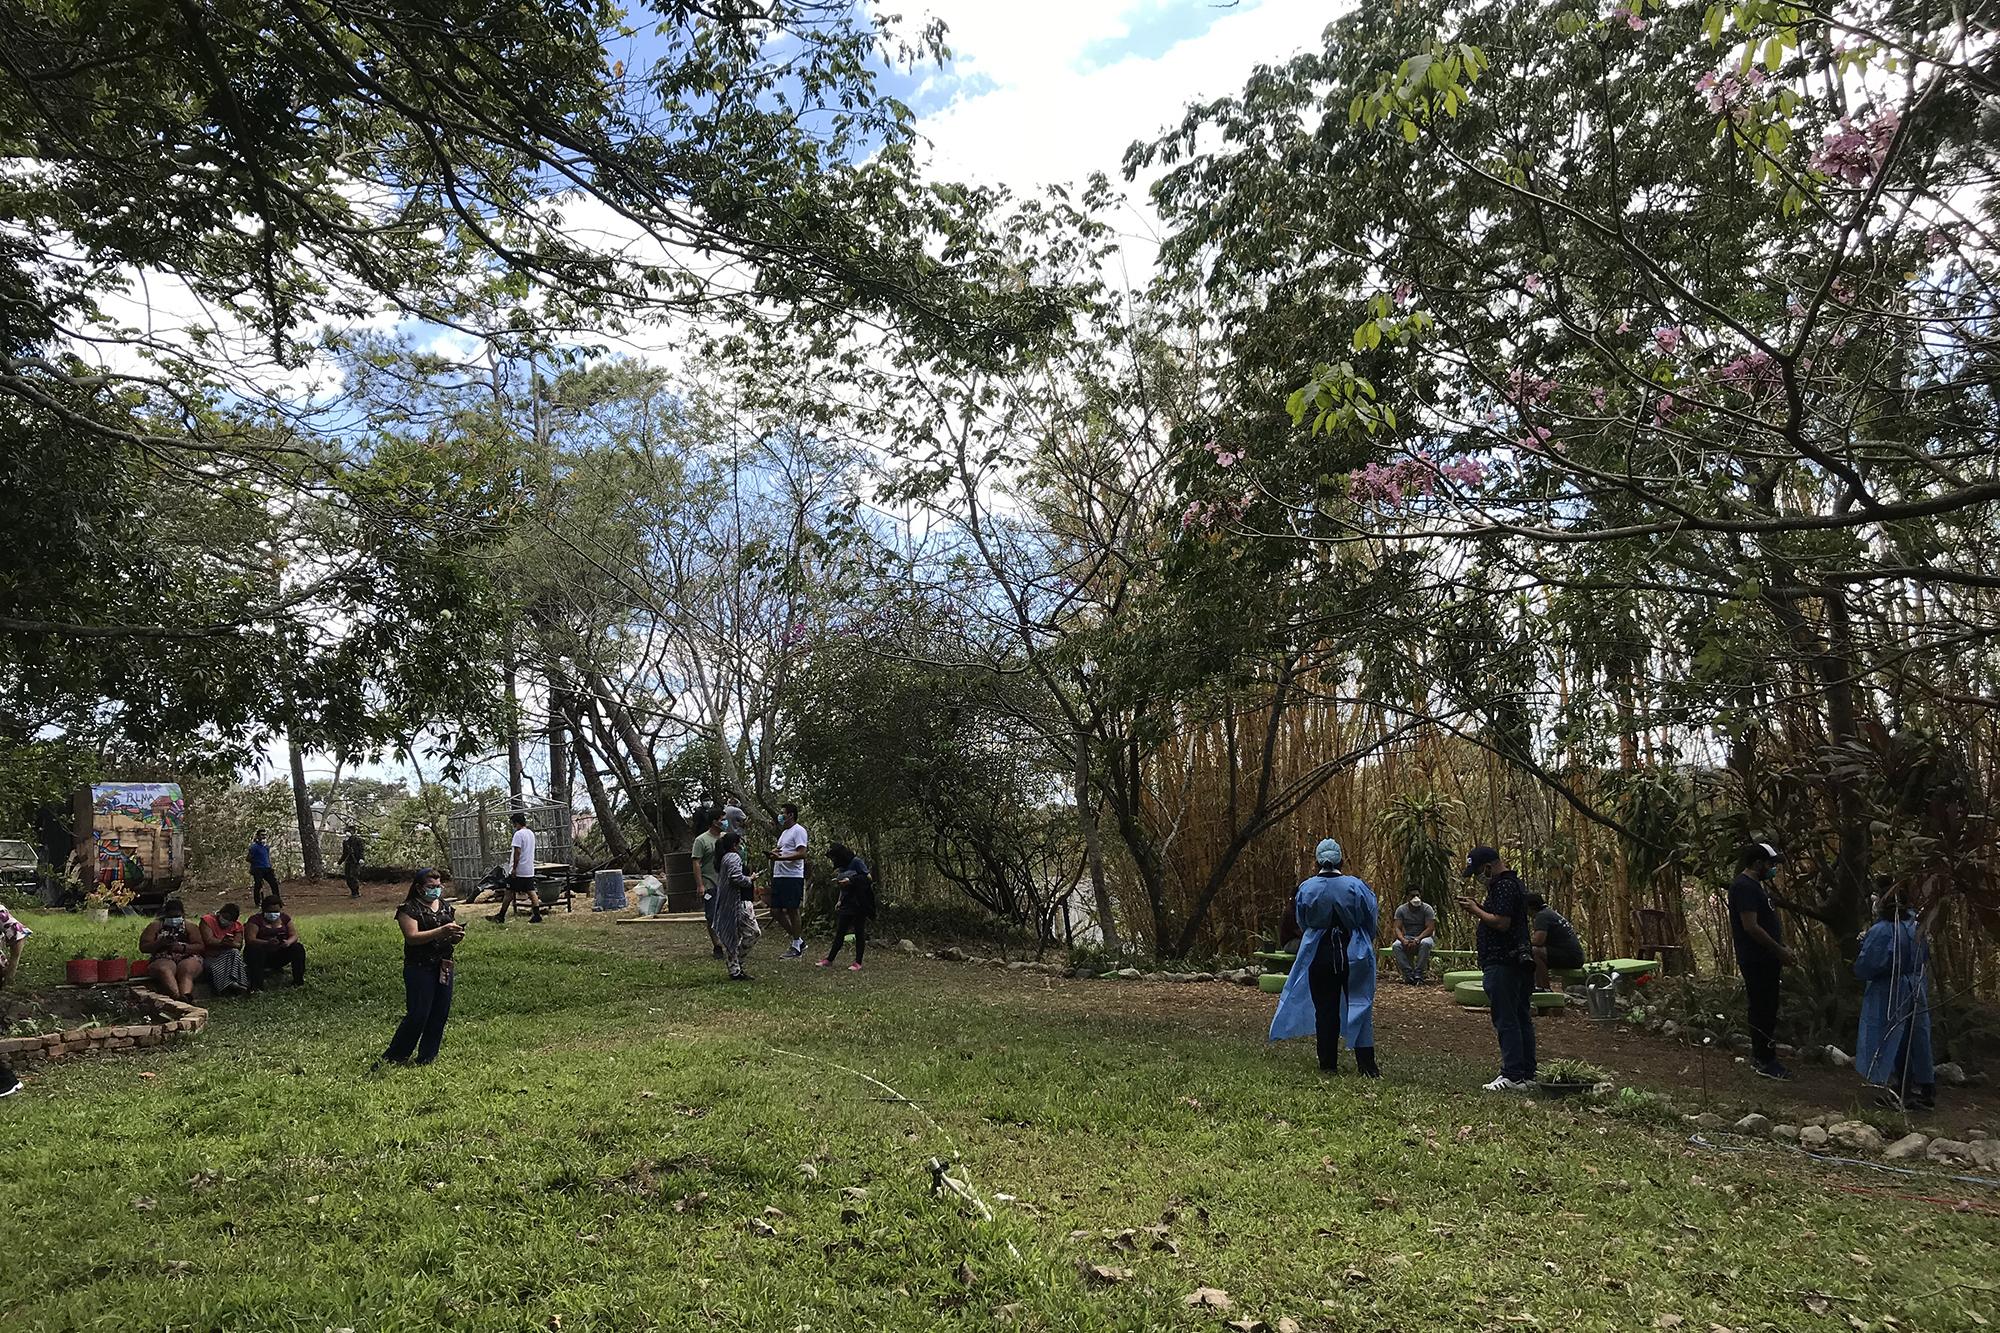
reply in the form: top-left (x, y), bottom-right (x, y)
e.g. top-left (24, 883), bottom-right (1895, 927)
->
top-left (85, 783), bottom-right (185, 887)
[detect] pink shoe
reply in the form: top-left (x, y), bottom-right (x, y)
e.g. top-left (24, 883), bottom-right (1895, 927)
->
top-left (814, 958), bottom-right (829, 967)
top-left (848, 963), bottom-right (863, 972)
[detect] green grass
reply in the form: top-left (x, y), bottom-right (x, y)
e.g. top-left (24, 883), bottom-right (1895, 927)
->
top-left (2, 911), bottom-right (1996, 1331)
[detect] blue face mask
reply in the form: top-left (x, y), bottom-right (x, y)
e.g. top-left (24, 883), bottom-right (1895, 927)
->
top-left (164, 916), bottom-right (184, 929)
top-left (264, 910), bottom-right (281, 921)
top-left (1761, 865), bottom-right (1778, 881)
top-left (423, 886), bottom-right (441, 901)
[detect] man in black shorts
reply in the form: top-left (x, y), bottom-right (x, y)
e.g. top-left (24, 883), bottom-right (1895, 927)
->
top-left (1525, 891), bottom-right (1585, 990)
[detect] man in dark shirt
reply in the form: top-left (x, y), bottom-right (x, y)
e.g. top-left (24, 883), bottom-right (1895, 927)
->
top-left (1730, 842), bottom-right (1795, 1079)
top-left (340, 827), bottom-right (365, 899)
top-left (1525, 891), bottom-right (1585, 990)
top-left (1458, 845), bottom-right (1536, 1091)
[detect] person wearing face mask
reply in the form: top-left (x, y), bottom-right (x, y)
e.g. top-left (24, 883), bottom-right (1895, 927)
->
top-left (244, 894), bottom-right (306, 991)
top-left (1390, 890), bottom-right (1438, 984)
top-left (1269, 838), bottom-right (1381, 1077)
top-left (1729, 842), bottom-right (1796, 1080)
top-left (140, 899), bottom-right (204, 1001)
top-left (381, 868), bottom-right (465, 1066)
top-left (197, 902), bottom-right (250, 996)
top-left (1855, 887), bottom-right (1935, 1111)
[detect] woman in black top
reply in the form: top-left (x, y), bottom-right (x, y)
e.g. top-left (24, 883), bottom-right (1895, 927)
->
top-left (382, 868), bottom-right (464, 1066)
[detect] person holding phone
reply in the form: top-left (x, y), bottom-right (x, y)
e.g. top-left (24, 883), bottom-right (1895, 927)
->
top-left (141, 899), bottom-right (204, 1001)
top-left (382, 868), bottom-right (465, 1066)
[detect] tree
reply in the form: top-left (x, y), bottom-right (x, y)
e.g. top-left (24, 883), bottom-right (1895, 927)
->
top-left (1134, 0), bottom-right (2000, 951)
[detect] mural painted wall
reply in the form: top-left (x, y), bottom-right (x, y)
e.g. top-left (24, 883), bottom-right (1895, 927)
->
top-left (78, 783), bottom-right (186, 888)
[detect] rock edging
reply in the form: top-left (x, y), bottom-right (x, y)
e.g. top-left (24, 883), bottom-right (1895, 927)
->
top-left (0, 986), bottom-right (207, 1062)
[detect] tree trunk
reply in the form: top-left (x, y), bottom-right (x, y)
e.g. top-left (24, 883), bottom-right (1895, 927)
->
top-left (566, 705), bottom-right (636, 870)
top-left (1073, 729), bottom-right (1120, 954)
top-left (548, 674), bottom-right (572, 812)
top-left (504, 641), bottom-right (525, 806)
top-left (286, 733), bottom-right (323, 880)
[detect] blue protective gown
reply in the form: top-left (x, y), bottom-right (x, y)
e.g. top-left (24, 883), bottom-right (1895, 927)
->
top-left (1854, 914), bottom-right (1934, 1087)
top-left (1269, 873), bottom-right (1378, 1047)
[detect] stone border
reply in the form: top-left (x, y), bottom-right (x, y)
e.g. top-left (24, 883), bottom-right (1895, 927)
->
top-left (0, 983), bottom-right (207, 1062)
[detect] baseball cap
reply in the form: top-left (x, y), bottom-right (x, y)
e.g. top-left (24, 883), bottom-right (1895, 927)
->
top-left (1463, 846), bottom-right (1499, 877)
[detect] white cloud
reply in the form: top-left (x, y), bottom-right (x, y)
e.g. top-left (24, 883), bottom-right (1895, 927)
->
top-left (912, 0), bottom-right (1339, 284)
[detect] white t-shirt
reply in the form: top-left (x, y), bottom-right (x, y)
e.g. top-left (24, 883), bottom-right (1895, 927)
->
top-left (510, 826), bottom-right (537, 879)
top-left (773, 823), bottom-right (807, 879)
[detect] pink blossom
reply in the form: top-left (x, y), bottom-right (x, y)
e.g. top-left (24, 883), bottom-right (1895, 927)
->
top-left (1653, 325), bottom-right (1683, 356)
top-left (1694, 68), bottom-right (1764, 123)
top-left (1515, 426), bottom-right (1554, 453)
top-left (1393, 280), bottom-right (1414, 306)
top-left (1523, 273), bottom-right (1545, 294)
top-left (1716, 350), bottom-right (1780, 395)
top-left (1588, 387), bottom-right (1609, 411)
top-left (1440, 458), bottom-right (1486, 487)
top-left (1504, 368), bottom-right (1556, 405)
top-left (1616, 317), bottom-right (1632, 335)
top-left (1203, 440), bottom-right (1246, 469)
top-left (1811, 109), bottom-right (1897, 186)
top-left (1652, 393), bottom-right (1683, 424)
top-left (1346, 454), bottom-right (1472, 508)
top-left (1611, 4), bottom-right (1646, 29)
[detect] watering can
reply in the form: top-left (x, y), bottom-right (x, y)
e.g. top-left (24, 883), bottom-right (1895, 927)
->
top-left (1583, 972), bottom-right (1620, 1022)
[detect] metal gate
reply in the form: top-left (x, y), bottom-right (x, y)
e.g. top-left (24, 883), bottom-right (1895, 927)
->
top-left (446, 796), bottom-right (572, 890)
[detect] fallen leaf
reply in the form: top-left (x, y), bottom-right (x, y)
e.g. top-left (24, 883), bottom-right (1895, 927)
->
top-left (137, 1071), bottom-right (156, 1079)
top-left (164, 1260), bottom-right (191, 1278)
top-left (1276, 1320), bottom-right (1302, 1333)
top-left (841, 1186), bottom-right (869, 1201)
top-left (1343, 1267), bottom-right (1370, 1285)
top-left (637, 1090), bottom-right (656, 1099)
top-left (131, 1197), bottom-right (157, 1212)
top-left (1083, 1264), bottom-right (1135, 1285)
top-left (956, 1261), bottom-right (977, 1287)
top-left (991, 1304), bottom-right (1022, 1322)
top-left (1108, 1229), bottom-right (1139, 1253)
top-left (1655, 1317), bottom-right (1685, 1330)
top-left (748, 1218), bottom-right (777, 1237)
top-left (762, 1206), bottom-right (785, 1219)
top-left (1456, 1124), bottom-right (1474, 1141)
top-left (1225, 1320), bottom-right (1268, 1333)
top-left (1185, 1287), bottom-right (1233, 1310)
top-left (797, 1162), bottom-right (820, 1182)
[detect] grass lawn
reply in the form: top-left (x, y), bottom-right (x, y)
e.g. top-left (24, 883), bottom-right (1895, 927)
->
top-left (2, 909), bottom-right (1996, 1331)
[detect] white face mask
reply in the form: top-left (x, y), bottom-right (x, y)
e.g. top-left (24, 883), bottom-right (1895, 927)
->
top-left (263, 911), bottom-right (281, 921)
top-left (164, 917), bottom-right (184, 929)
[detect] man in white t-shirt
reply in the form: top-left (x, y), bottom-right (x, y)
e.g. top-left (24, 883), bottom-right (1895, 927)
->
top-left (491, 810), bottom-right (542, 924)
top-left (769, 802), bottom-right (809, 958)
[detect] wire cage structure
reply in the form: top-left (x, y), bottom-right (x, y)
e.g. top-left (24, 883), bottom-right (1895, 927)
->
top-left (446, 796), bottom-right (573, 892)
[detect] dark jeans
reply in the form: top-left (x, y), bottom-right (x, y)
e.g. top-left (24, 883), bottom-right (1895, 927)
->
top-left (825, 913), bottom-right (868, 964)
top-left (247, 941), bottom-right (306, 989)
top-left (1741, 963), bottom-right (1781, 1064)
top-left (1307, 942), bottom-right (1350, 1071)
top-left (385, 960), bottom-right (455, 1064)
top-left (344, 864), bottom-right (360, 896)
top-left (250, 865), bottom-right (281, 897)
top-left (1483, 963), bottom-right (1537, 1081)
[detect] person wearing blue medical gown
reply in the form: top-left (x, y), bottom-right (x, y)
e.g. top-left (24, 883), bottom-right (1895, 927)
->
top-left (1269, 838), bottom-right (1379, 1077)
top-left (1855, 893), bottom-right (1935, 1111)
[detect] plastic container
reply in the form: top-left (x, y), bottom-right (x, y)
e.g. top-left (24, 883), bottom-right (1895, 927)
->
top-left (593, 869), bottom-right (628, 912)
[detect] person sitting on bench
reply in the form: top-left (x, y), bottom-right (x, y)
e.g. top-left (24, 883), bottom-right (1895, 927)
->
top-left (1526, 892), bottom-right (1585, 990)
top-left (1390, 891), bottom-right (1438, 984)
top-left (245, 895), bottom-right (306, 989)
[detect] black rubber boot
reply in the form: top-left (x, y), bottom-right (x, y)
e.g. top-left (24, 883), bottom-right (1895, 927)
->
top-left (1356, 1046), bottom-right (1380, 1079)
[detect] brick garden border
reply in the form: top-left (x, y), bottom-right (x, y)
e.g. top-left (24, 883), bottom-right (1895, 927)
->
top-left (0, 983), bottom-right (206, 1062)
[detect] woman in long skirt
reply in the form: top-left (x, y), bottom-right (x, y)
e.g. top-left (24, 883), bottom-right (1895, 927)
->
top-left (715, 832), bottom-right (761, 981)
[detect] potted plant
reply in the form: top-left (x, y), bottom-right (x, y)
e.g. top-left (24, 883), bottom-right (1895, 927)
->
top-left (1536, 1057), bottom-right (1610, 1098)
top-left (97, 953), bottom-right (130, 982)
top-left (81, 883), bottom-right (132, 923)
top-left (65, 950), bottom-right (100, 986)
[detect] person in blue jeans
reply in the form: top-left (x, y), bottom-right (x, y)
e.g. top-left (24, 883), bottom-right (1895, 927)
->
top-left (1458, 845), bottom-right (1536, 1092)
top-left (247, 828), bottom-right (280, 899)
top-left (381, 868), bottom-right (464, 1067)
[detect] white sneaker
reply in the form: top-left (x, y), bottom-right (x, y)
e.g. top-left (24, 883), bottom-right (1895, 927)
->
top-left (1482, 1075), bottom-right (1531, 1093)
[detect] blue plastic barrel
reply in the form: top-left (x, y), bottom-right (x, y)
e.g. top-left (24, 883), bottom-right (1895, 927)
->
top-left (593, 869), bottom-right (627, 911)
